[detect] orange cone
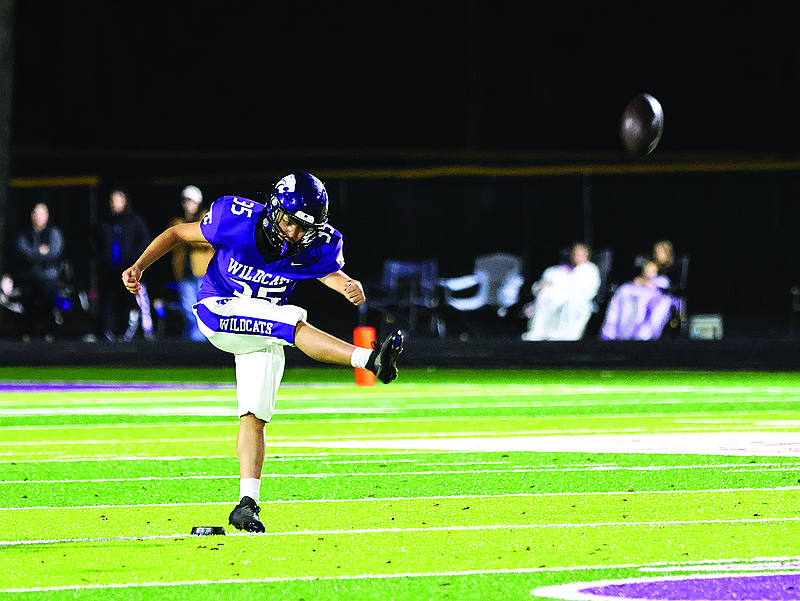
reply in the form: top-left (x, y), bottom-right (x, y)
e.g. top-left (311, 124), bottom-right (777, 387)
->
top-left (353, 326), bottom-right (377, 387)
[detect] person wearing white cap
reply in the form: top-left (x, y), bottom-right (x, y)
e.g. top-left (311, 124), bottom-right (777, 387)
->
top-left (168, 185), bottom-right (214, 341)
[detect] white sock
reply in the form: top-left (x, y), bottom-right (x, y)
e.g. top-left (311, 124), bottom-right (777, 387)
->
top-left (239, 478), bottom-right (261, 504)
top-left (350, 346), bottom-right (373, 369)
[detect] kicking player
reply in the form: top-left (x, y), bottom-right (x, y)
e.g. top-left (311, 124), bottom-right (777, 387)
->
top-left (122, 172), bottom-right (403, 532)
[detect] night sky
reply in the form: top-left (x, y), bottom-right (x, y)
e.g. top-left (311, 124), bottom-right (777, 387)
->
top-left (10, 4), bottom-right (800, 157)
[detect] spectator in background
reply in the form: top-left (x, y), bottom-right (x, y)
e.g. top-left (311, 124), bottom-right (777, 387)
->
top-left (93, 189), bottom-right (153, 341)
top-left (521, 242), bottom-right (600, 341)
top-left (636, 240), bottom-right (678, 293)
top-left (0, 274), bottom-right (24, 339)
top-left (168, 186), bottom-right (214, 341)
top-left (15, 203), bottom-right (64, 342)
top-left (0, 274), bottom-right (23, 317)
top-left (602, 240), bottom-right (681, 340)
top-left (600, 260), bottom-right (674, 340)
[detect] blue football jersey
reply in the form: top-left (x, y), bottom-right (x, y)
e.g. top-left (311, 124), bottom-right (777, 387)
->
top-left (198, 196), bottom-right (345, 305)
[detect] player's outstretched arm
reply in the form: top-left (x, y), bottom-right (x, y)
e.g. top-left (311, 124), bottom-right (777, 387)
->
top-left (122, 222), bottom-right (207, 294)
top-left (318, 270), bottom-right (366, 306)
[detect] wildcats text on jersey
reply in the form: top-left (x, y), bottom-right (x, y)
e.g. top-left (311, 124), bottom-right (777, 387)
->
top-left (227, 258), bottom-right (291, 285)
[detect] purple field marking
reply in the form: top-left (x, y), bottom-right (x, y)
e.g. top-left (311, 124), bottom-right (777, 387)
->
top-left (579, 573), bottom-right (800, 600)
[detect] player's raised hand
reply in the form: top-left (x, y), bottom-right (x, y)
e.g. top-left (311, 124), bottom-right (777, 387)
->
top-left (344, 279), bottom-right (365, 306)
top-left (122, 265), bottom-right (142, 294)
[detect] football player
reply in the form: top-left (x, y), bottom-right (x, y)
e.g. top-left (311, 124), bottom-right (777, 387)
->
top-left (122, 172), bottom-right (403, 532)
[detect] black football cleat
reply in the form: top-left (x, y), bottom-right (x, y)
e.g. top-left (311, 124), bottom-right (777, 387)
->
top-left (228, 496), bottom-right (265, 533)
top-left (366, 330), bottom-right (404, 384)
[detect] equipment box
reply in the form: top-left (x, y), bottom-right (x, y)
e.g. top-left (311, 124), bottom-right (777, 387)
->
top-left (689, 314), bottom-right (723, 340)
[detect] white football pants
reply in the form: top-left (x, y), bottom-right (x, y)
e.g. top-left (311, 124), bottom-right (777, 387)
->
top-left (193, 296), bottom-right (307, 421)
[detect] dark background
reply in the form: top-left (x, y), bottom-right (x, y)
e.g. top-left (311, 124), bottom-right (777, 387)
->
top-left (5, 4), bottom-right (800, 340)
top-left (11, 4), bottom-right (800, 154)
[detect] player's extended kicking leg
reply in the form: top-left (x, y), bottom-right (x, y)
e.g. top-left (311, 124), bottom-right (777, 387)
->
top-left (193, 296), bottom-right (403, 532)
top-left (294, 320), bottom-right (403, 384)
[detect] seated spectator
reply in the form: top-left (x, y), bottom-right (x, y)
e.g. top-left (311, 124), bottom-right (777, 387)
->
top-left (636, 240), bottom-right (679, 293)
top-left (521, 242), bottom-right (600, 341)
top-left (600, 260), bottom-right (675, 340)
top-left (0, 274), bottom-right (24, 333)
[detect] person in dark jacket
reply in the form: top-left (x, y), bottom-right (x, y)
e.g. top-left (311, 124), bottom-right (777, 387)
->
top-left (94, 189), bottom-right (153, 341)
top-left (15, 203), bottom-right (64, 341)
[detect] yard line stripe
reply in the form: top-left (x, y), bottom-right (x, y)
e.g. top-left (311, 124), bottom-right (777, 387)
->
top-left (2, 516), bottom-right (799, 549)
top-left (2, 486), bottom-right (798, 512)
top-left (0, 422), bottom-right (239, 432)
top-left (0, 453), bottom-right (231, 461)
top-left (5, 555), bottom-right (800, 594)
top-left (1, 411), bottom-right (795, 429)
top-left (0, 532), bottom-right (199, 546)
top-left (0, 475), bottom-right (240, 484)
top-left (2, 398), bottom-right (799, 415)
top-left (0, 382), bottom-right (236, 392)
top-left (0, 450), bottom-right (444, 464)
top-left (4, 461), bottom-right (799, 485)
top-left (2, 437), bottom-right (232, 447)
top-left (4, 425), bottom-right (795, 449)
top-left (0, 407), bottom-right (402, 417)
top-left (0, 451), bottom-right (437, 464)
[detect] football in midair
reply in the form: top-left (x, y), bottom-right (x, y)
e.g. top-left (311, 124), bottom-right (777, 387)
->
top-left (620, 93), bottom-right (664, 157)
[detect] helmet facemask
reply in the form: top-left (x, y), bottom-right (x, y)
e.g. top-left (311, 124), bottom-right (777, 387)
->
top-left (261, 200), bottom-right (321, 258)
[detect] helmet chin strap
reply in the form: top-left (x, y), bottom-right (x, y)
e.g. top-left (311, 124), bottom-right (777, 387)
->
top-left (255, 212), bottom-right (283, 263)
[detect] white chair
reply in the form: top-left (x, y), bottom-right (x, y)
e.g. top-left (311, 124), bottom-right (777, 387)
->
top-left (439, 253), bottom-right (524, 337)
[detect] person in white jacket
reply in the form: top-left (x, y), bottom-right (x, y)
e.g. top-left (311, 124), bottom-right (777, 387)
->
top-left (521, 242), bottom-right (600, 341)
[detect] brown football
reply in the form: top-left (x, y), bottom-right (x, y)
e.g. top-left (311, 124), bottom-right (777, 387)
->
top-left (620, 93), bottom-right (664, 157)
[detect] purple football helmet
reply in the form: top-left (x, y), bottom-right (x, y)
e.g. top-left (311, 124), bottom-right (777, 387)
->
top-left (261, 172), bottom-right (329, 257)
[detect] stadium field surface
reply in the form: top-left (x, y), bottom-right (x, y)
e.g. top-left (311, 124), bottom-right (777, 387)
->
top-left (0, 366), bottom-right (798, 600)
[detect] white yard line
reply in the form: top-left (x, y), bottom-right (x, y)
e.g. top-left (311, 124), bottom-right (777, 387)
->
top-left (3, 554), bottom-right (800, 594)
top-left (3, 461), bottom-right (799, 485)
top-left (4, 427), bottom-right (797, 446)
top-left (3, 431), bottom-right (799, 461)
top-left (2, 486), bottom-right (798, 512)
top-left (1, 413), bottom-right (792, 430)
top-left (269, 432), bottom-right (800, 457)
top-left (2, 516), bottom-right (799, 549)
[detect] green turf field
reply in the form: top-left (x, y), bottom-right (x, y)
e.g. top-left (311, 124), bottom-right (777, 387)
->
top-left (0, 366), bottom-right (798, 600)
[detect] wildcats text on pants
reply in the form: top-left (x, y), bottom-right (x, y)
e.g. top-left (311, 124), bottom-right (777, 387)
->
top-left (218, 317), bottom-right (275, 335)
